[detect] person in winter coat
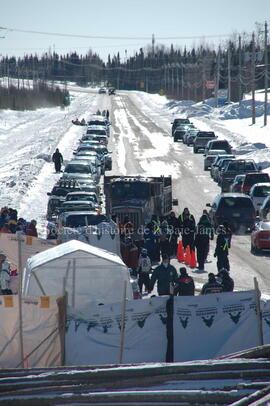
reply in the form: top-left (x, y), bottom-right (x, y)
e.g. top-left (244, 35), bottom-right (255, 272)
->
top-left (52, 148), bottom-right (63, 173)
top-left (217, 268), bottom-right (234, 292)
top-left (149, 254), bottom-right (178, 296)
top-left (0, 253), bottom-right (12, 295)
top-left (167, 211), bottom-right (180, 257)
top-left (178, 208), bottom-right (196, 250)
top-left (200, 273), bottom-right (223, 295)
top-left (120, 237), bottom-right (138, 271)
top-left (137, 248), bottom-right (152, 294)
top-left (194, 215), bottom-right (214, 271)
top-left (214, 225), bottom-right (230, 271)
top-left (223, 221), bottom-right (232, 249)
top-left (25, 219), bottom-right (38, 237)
top-left (174, 267), bottom-right (195, 296)
top-left (159, 220), bottom-right (171, 257)
top-left (143, 222), bottom-right (159, 264)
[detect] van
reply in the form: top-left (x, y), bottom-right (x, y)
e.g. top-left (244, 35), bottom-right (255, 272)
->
top-left (206, 193), bottom-right (256, 232)
top-left (205, 139), bottom-right (232, 155)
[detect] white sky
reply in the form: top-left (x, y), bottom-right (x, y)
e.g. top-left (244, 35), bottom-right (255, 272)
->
top-left (0, 0), bottom-right (269, 62)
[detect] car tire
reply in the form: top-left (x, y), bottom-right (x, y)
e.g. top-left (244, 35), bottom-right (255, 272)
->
top-left (193, 148), bottom-right (197, 153)
top-left (204, 166), bottom-right (208, 171)
top-left (174, 137), bottom-right (178, 142)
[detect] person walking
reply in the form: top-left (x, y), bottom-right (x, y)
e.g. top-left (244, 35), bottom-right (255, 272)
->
top-left (194, 214), bottom-right (214, 271)
top-left (200, 273), bottom-right (223, 295)
top-left (0, 253), bottom-right (12, 295)
top-left (149, 254), bottom-right (178, 296)
top-left (143, 222), bottom-right (159, 264)
top-left (167, 211), bottom-right (180, 257)
top-left (214, 225), bottom-right (230, 271)
top-left (178, 208), bottom-right (196, 250)
top-left (174, 267), bottom-right (195, 296)
top-left (52, 148), bottom-right (63, 173)
top-left (137, 248), bottom-right (152, 294)
top-left (159, 219), bottom-right (171, 258)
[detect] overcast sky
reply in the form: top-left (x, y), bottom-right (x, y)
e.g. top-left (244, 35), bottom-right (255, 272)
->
top-left (0, 0), bottom-right (269, 62)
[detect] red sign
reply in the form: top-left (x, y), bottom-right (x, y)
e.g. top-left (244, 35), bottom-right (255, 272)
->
top-left (205, 81), bottom-right (216, 89)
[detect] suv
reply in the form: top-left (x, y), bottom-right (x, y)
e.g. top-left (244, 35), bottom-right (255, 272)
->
top-left (193, 131), bottom-right (216, 153)
top-left (259, 196), bottom-right (270, 220)
top-left (173, 124), bottom-right (194, 142)
top-left (171, 118), bottom-right (190, 135)
top-left (241, 172), bottom-right (269, 194)
top-left (205, 139), bottom-right (232, 155)
top-left (219, 159), bottom-right (260, 192)
top-left (206, 193), bottom-right (256, 232)
top-left (211, 156), bottom-right (236, 181)
top-left (204, 150), bottom-right (227, 171)
top-left (250, 183), bottom-right (270, 213)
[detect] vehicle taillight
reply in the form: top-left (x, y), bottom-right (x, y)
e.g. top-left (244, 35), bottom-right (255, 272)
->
top-left (252, 211), bottom-right (256, 219)
top-left (243, 185), bottom-right (250, 194)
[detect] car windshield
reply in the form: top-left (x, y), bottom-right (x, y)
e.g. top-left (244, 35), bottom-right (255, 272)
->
top-left (253, 186), bottom-right (270, 197)
top-left (65, 214), bottom-right (107, 227)
top-left (111, 182), bottom-right (150, 198)
top-left (64, 164), bottom-right (91, 174)
top-left (219, 197), bottom-right (253, 209)
top-left (86, 130), bottom-right (107, 135)
top-left (51, 188), bottom-right (69, 197)
top-left (88, 120), bottom-right (107, 126)
top-left (198, 132), bottom-right (215, 137)
top-left (66, 194), bottom-right (97, 202)
top-left (228, 161), bottom-right (256, 171)
top-left (245, 174), bottom-right (269, 185)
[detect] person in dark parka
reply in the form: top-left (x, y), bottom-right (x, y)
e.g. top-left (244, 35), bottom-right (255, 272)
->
top-left (194, 215), bottom-right (214, 271)
top-left (52, 148), bottom-right (63, 173)
top-left (200, 273), bottom-right (223, 295)
top-left (174, 267), bottom-right (195, 296)
top-left (217, 268), bottom-right (234, 292)
top-left (149, 254), bottom-right (178, 296)
top-left (214, 225), bottom-right (230, 271)
top-left (178, 207), bottom-right (196, 250)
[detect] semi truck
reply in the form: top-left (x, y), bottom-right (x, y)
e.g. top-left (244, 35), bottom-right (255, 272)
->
top-left (104, 175), bottom-right (177, 233)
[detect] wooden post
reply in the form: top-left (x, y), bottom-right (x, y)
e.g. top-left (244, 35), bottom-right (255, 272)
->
top-left (119, 280), bottom-right (127, 364)
top-left (72, 259), bottom-right (76, 308)
top-left (254, 277), bottom-right (264, 346)
top-left (57, 295), bottom-right (67, 366)
top-left (17, 235), bottom-right (25, 368)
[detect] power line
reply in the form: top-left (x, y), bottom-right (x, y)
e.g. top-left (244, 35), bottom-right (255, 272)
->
top-left (0, 26), bottom-right (231, 41)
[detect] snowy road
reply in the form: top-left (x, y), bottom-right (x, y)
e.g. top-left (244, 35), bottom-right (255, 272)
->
top-left (0, 87), bottom-right (270, 296)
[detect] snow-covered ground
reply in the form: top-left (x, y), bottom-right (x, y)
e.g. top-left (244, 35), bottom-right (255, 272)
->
top-left (0, 85), bottom-right (270, 296)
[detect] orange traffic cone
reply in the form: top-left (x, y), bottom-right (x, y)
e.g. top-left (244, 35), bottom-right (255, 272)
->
top-left (184, 245), bottom-right (191, 265)
top-left (177, 240), bottom-right (185, 262)
top-left (190, 249), bottom-right (197, 268)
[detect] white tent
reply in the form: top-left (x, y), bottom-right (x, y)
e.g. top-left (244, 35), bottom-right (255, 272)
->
top-left (22, 240), bottom-right (133, 309)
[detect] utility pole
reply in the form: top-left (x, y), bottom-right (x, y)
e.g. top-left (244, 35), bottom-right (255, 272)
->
top-left (202, 57), bottom-right (206, 102)
top-left (251, 32), bottom-right (256, 124)
top-left (238, 35), bottom-right (242, 103)
top-left (264, 21), bottom-right (268, 126)
top-left (227, 42), bottom-right (231, 103)
top-left (152, 34), bottom-right (155, 56)
top-left (215, 46), bottom-right (221, 107)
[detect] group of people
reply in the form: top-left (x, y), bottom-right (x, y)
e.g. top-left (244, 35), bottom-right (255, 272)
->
top-left (0, 206), bottom-right (38, 237)
top-left (137, 250), bottom-right (234, 297)
top-left (0, 252), bottom-right (18, 295)
top-left (117, 207), bottom-right (233, 297)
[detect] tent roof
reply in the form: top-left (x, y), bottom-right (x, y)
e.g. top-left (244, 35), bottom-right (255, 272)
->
top-left (27, 239), bottom-right (125, 271)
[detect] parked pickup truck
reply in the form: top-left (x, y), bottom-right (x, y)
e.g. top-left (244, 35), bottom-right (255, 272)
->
top-left (219, 159), bottom-right (261, 192)
top-left (193, 131), bottom-right (216, 153)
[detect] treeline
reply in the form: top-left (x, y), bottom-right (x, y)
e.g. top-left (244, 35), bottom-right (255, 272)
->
top-left (0, 30), bottom-right (268, 103)
top-left (0, 81), bottom-right (70, 110)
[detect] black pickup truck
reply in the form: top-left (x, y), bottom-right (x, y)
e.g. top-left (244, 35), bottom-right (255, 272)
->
top-left (219, 159), bottom-right (261, 192)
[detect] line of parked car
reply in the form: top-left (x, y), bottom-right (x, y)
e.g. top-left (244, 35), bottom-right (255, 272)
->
top-left (46, 114), bottom-right (114, 240)
top-left (171, 117), bottom-right (270, 253)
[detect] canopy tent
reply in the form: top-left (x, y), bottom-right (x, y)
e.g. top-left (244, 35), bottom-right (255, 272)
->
top-left (22, 240), bottom-right (133, 310)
